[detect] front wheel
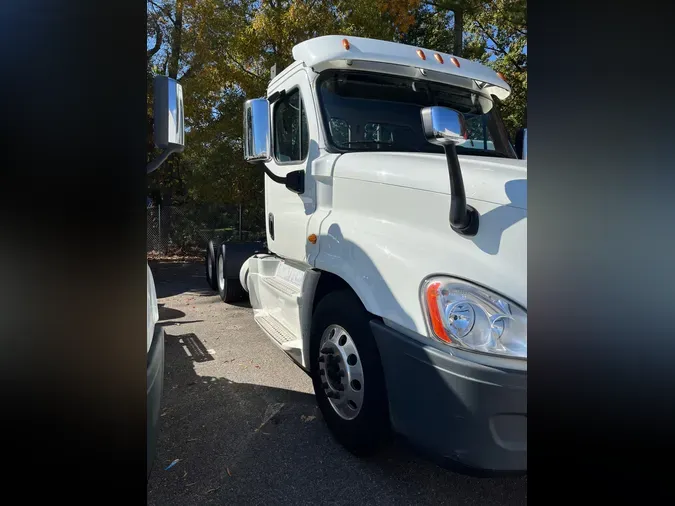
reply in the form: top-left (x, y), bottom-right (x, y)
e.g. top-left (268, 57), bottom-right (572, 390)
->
top-left (310, 290), bottom-right (391, 456)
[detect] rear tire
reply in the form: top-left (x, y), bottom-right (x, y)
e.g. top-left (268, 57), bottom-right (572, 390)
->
top-left (205, 239), bottom-right (218, 291)
top-left (217, 244), bottom-right (245, 303)
top-left (310, 289), bottom-right (391, 456)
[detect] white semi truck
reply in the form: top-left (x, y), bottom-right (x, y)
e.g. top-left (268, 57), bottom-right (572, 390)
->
top-left (207, 35), bottom-right (526, 473)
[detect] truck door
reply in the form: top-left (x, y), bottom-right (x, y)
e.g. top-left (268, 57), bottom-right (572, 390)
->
top-left (265, 69), bottom-right (318, 263)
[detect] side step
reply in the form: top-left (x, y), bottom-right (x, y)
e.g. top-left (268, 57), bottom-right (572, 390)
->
top-left (261, 276), bottom-right (300, 298)
top-left (254, 311), bottom-right (303, 365)
top-left (255, 312), bottom-right (296, 343)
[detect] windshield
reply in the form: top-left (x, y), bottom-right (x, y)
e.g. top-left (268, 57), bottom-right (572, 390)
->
top-left (317, 70), bottom-right (516, 158)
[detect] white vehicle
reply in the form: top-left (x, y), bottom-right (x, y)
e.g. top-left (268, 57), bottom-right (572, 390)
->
top-left (210, 35), bottom-right (526, 473)
top-left (147, 75), bottom-right (185, 478)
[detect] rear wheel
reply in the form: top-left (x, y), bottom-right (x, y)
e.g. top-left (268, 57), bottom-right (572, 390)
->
top-left (310, 289), bottom-right (391, 456)
top-left (205, 240), bottom-right (218, 291)
top-left (217, 244), bottom-right (245, 303)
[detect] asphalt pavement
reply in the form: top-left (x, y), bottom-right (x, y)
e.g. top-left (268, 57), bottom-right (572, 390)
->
top-left (147, 261), bottom-right (527, 505)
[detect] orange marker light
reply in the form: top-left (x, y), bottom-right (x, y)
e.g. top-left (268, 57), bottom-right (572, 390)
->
top-left (434, 53), bottom-right (444, 64)
top-left (416, 49), bottom-right (426, 60)
top-left (342, 38), bottom-right (350, 50)
top-left (497, 71), bottom-right (506, 80)
top-left (450, 57), bottom-right (460, 68)
top-left (426, 282), bottom-right (451, 343)
top-left (308, 234), bottom-right (317, 244)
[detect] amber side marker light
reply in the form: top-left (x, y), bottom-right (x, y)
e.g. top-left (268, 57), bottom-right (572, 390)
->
top-left (434, 53), bottom-right (444, 64)
top-left (342, 38), bottom-right (350, 50)
top-left (450, 57), bottom-right (460, 68)
top-left (497, 71), bottom-right (507, 83)
top-left (416, 49), bottom-right (426, 60)
top-left (425, 281), bottom-right (452, 343)
top-left (308, 234), bottom-right (317, 244)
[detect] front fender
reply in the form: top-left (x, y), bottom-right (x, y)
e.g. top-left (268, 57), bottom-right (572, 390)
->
top-left (313, 179), bottom-right (526, 337)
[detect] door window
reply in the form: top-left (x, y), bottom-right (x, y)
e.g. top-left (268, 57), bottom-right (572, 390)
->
top-left (273, 88), bottom-right (309, 163)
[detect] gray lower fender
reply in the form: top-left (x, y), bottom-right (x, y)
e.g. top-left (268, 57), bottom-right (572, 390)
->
top-left (370, 320), bottom-right (527, 473)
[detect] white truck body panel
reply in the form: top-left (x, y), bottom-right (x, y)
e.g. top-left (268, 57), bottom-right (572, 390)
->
top-left (314, 161), bottom-right (526, 336)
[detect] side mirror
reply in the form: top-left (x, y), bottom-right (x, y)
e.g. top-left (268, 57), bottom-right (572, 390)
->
top-left (420, 106), bottom-right (468, 146)
top-left (147, 76), bottom-right (185, 173)
top-left (243, 98), bottom-right (271, 163)
top-left (420, 106), bottom-right (479, 237)
top-left (515, 128), bottom-right (527, 160)
top-left (153, 76), bottom-right (185, 151)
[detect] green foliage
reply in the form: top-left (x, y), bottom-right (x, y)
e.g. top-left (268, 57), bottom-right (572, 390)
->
top-left (466, 0), bottom-right (527, 136)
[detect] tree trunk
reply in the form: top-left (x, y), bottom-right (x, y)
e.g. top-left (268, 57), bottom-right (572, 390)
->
top-left (168, 0), bottom-right (184, 79)
top-left (453, 9), bottom-right (463, 57)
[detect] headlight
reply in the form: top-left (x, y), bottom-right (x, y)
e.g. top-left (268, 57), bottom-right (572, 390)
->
top-left (421, 276), bottom-right (526, 359)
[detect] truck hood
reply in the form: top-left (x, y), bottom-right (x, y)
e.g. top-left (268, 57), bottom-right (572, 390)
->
top-left (332, 152), bottom-right (527, 210)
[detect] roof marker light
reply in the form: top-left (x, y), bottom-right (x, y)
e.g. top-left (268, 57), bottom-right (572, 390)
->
top-left (416, 49), bottom-right (426, 60)
top-left (450, 57), bottom-right (460, 68)
top-left (342, 38), bottom-right (350, 50)
top-left (434, 53), bottom-right (444, 64)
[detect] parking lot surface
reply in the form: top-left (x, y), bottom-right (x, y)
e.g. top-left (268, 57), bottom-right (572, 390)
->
top-left (147, 261), bottom-right (527, 505)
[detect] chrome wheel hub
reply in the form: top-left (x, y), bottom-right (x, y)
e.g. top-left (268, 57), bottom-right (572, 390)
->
top-left (318, 324), bottom-right (364, 420)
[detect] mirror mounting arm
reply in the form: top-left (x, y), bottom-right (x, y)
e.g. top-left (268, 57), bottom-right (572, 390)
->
top-left (444, 144), bottom-right (479, 236)
top-left (256, 162), bottom-right (305, 194)
top-left (147, 147), bottom-right (181, 174)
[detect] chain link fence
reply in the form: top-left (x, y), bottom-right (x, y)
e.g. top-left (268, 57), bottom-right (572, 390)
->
top-left (147, 203), bottom-right (265, 255)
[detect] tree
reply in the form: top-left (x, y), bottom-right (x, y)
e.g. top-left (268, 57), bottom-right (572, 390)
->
top-left (466, 1), bottom-right (527, 135)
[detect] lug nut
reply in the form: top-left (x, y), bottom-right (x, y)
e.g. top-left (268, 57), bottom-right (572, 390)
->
top-left (321, 347), bottom-right (334, 354)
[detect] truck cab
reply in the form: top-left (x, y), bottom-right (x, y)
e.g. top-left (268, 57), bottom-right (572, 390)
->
top-left (237, 35), bottom-right (526, 473)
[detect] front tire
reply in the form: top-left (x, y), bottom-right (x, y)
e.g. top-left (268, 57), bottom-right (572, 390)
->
top-left (217, 244), bottom-right (245, 303)
top-left (310, 289), bottom-right (391, 456)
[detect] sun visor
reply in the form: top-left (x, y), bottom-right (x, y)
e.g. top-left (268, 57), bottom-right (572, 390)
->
top-left (292, 35), bottom-right (511, 101)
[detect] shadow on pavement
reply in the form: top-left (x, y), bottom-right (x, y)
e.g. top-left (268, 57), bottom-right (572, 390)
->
top-left (150, 261), bottom-right (215, 299)
top-left (147, 330), bottom-right (527, 506)
top-left (158, 305), bottom-right (186, 321)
